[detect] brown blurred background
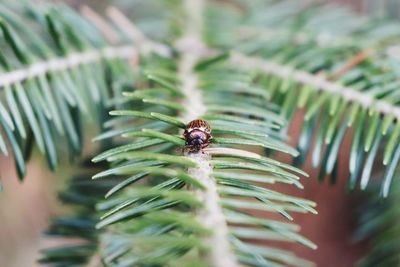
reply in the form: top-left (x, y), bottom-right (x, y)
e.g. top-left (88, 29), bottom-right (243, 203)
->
top-left (0, 1), bottom-right (399, 267)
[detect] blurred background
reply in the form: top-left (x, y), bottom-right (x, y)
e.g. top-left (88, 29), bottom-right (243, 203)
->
top-left (0, 0), bottom-right (399, 267)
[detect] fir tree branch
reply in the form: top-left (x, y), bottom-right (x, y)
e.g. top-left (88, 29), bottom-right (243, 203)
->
top-left (106, 7), bottom-right (151, 50)
top-left (0, 45), bottom-right (137, 88)
top-left (105, 6), bottom-right (171, 57)
top-left (65, 3), bottom-right (316, 265)
top-left (177, 0), bottom-right (239, 266)
top-left (231, 52), bottom-right (400, 119)
top-left (81, 5), bottom-right (121, 45)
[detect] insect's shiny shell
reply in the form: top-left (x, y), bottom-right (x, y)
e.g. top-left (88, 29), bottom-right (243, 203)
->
top-left (186, 119), bottom-right (211, 134)
top-left (183, 119), bottom-right (212, 152)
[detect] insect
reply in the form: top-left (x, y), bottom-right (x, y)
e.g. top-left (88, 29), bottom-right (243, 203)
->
top-left (183, 119), bottom-right (212, 153)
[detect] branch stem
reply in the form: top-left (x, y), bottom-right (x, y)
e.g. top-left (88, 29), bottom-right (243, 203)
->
top-left (0, 46), bottom-right (137, 88)
top-left (231, 52), bottom-right (400, 120)
top-left (177, 1), bottom-right (239, 266)
top-left (105, 6), bottom-right (171, 57)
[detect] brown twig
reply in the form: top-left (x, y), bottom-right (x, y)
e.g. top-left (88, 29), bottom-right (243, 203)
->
top-left (329, 48), bottom-right (375, 81)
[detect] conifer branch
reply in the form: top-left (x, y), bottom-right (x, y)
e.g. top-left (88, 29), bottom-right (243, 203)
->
top-left (106, 6), bottom-right (171, 57)
top-left (81, 5), bottom-right (121, 45)
top-left (41, 2), bottom-right (317, 266)
top-left (0, 45), bottom-right (137, 88)
top-left (178, 0), bottom-right (239, 266)
top-left (231, 52), bottom-right (400, 119)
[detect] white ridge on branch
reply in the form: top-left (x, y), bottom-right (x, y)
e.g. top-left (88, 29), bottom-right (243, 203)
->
top-left (177, 0), bottom-right (239, 266)
top-left (0, 46), bottom-right (137, 88)
top-left (106, 6), bottom-right (171, 57)
top-left (231, 52), bottom-right (400, 119)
